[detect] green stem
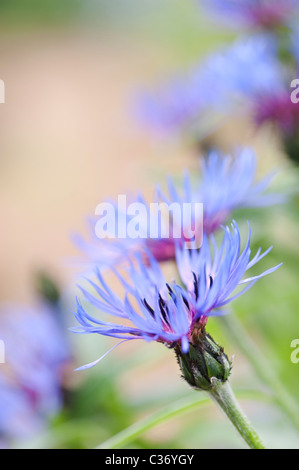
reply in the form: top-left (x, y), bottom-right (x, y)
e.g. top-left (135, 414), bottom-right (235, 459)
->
top-left (220, 315), bottom-right (299, 432)
top-left (208, 381), bottom-right (265, 449)
top-left (97, 389), bottom-right (270, 449)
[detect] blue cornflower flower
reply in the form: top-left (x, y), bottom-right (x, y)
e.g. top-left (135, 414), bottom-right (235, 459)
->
top-left (175, 221), bottom-right (281, 311)
top-left (73, 221), bottom-right (281, 370)
top-left (0, 302), bottom-right (71, 444)
top-left (73, 191), bottom-right (178, 272)
top-left (159, 148), bottom-right (284, 235)
top-left (72, 214), bottom-right (145, 271)
top-left (74, 148), bottom-right (284, 268)
top-left (137, 34), bottom-right (283, 136)
top-left (137, 26), bottom-right (299, 160)
top-left (199, 0), bottom-right (299, 30)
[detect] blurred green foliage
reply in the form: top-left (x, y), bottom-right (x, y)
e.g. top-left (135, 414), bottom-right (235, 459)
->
top-left (0, 0), bottom-right (82, 26)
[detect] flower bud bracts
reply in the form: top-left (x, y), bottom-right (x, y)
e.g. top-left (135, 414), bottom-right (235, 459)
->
top-left (175, 327), bottom-right (232, 391)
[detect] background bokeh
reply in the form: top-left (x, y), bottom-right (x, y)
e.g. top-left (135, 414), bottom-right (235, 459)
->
top-left (0, 0), bottom-right (299, 449)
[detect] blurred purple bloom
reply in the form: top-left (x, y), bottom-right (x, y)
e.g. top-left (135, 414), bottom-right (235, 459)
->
top-left (138, 29), bottom-right (299, 152)
top-left (0, 303), bottom-right (70, 444)
top-left (254, 90), bottom-right (299, 134)
top-left (73, 221), bottom-right (281, 369)
top-left (137, 34), bottom-right (283, 135)
top-left (199, 0), bottom-right (299, 29)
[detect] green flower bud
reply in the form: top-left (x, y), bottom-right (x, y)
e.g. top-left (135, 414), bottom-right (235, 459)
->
top-left (175, 327), bottom-right (232, 391)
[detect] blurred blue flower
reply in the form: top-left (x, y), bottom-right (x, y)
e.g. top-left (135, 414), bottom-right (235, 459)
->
top-left (291, 24), bottom-right (299, 66)
top-left (73, 221), bottom-right (281, 369)
top-left (72, 215), bottom-right (145, 271)
top-left (159, 148), bottom-right (284, 235)
top-left (137, 27), bottom-right (299, 161)
top-left (0, 302), bottom-right (71, 445)
top-left (137, 34), bottom-right (283, 135)
top-left (74, 148), bottom-right (284, 268)
top-left (199, 0), bottom-right (299, 30)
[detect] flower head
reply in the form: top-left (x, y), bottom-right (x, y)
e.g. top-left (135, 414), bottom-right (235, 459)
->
top-left (159, 148), bottom-right (284, 235)
top-left (137, 34), bottom-right (282, 136)
top-left (74, 149), bottom-right (284, 269)
top-left (175, 221), bottom-right (281, 316)
top-left (73, 221), bottom-right (281, 370)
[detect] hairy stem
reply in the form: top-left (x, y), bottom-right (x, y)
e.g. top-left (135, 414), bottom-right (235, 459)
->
top-left (208, 381), bottom-right (265, 449)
